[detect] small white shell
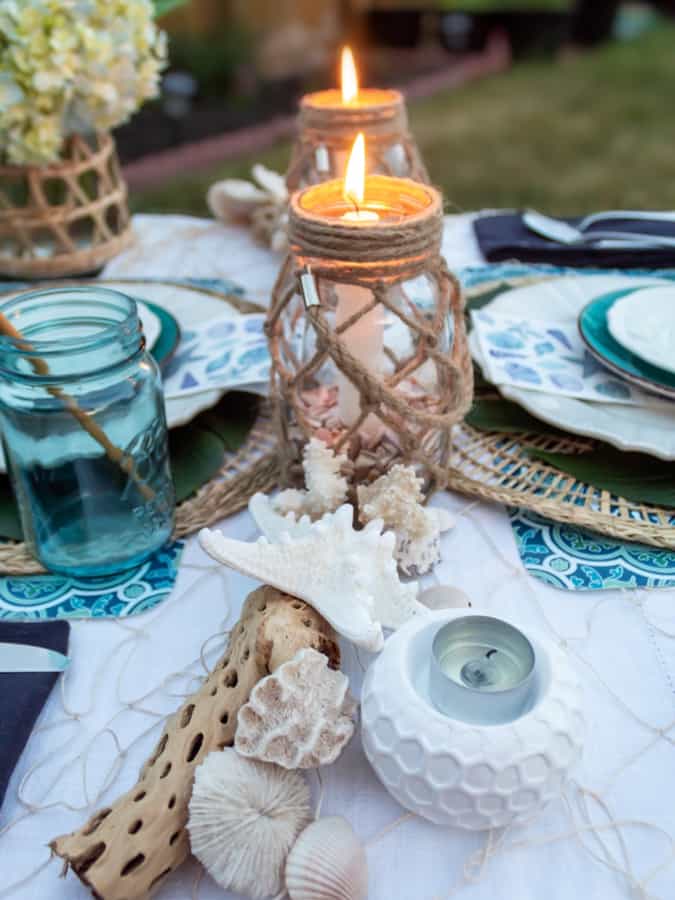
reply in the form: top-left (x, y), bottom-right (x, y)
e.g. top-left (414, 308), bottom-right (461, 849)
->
top-left (286, 816), bottom-right (368, 900)
top-left (207, 178), bottom-right (268, 221)
top-left (418, 584), bottom-right (472, 611)
top-left (252, 163), bottom-right (288, 201)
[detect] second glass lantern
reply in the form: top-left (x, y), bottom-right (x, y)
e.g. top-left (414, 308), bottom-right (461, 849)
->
top-left (285, 47), bottom-right (429, 191)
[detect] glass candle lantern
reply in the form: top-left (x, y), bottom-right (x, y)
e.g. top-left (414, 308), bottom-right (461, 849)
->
top-left (0, 287), bottom-right (175, 576)
top-left (285, 48), bottom-right (429, 191)
top-left (266, 173), bottom-right (473, 491)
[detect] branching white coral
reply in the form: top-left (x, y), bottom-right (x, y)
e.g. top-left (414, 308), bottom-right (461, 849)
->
top-left (358, 465), bottom-right (454, 576)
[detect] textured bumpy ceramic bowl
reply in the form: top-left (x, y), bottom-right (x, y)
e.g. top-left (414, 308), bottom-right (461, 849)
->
top-left (361, 610), bottom-right (585, 830)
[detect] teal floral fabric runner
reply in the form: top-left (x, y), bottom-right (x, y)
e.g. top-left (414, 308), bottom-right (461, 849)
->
top-left (0, 542), bottom-right (183, 620)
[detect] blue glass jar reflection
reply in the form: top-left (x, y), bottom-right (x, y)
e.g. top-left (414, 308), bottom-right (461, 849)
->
top-left (0, 288), bottom-right (175, 576)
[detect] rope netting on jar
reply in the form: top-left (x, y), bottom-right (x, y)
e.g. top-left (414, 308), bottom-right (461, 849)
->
top-left (266, 186), bottom-right (473, 493)
top-left (285, 92), bottom-right (429, 191)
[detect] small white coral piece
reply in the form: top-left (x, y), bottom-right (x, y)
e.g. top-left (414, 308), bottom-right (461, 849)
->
top-left (208, 165), bottom-right (289, 251)
top-left (200, 504), bottom-right (422, 651)
top-left (250, 439), bottom-right (349, 542)
top-left (236, 649), bottom-right (357, 769)
top-left (188, 749), bottom-right (311, 900)
top-left (358, 465), bottom-right (455, 576)
top-left (286, 816), bottom-right (368, 900)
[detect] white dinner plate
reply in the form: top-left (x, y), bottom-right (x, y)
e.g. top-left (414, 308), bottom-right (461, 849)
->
top-left (607, 285), bottom-right (675, 375)
top-left (469, 274), bottom-right (675, 460)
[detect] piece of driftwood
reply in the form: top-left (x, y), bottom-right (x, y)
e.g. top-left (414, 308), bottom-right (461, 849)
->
top-left (51, 586), bottom-right (340, 900)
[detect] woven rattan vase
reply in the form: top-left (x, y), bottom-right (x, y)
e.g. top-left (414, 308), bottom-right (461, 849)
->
top-left (285, 88), bottom-right (429, 191)
top-left (266, 175), bottom-right (473, 493)
top-left (0, 133), bottom-right (133, 278)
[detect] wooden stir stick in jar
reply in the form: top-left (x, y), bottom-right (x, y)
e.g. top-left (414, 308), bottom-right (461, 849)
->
top-left (0, 312), bottom-right (156, 502)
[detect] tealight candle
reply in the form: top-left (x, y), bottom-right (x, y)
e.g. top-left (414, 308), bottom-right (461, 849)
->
top-left (429, 616), bottom-right (536, 725)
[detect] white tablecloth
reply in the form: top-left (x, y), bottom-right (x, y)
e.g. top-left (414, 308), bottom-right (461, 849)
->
top-left (2, 215), bottom-right (674, 900)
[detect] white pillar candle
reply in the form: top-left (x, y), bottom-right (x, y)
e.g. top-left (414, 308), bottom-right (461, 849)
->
top-left (334, 283), bottom-right (383, 427)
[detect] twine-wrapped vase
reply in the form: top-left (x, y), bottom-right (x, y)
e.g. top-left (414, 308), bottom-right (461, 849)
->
top-left (285, 88), bottom-right (429, 191)
top-left (0, 133), bottom-right (133, 279)
top-left (266, 175), bottom-right (473, 492)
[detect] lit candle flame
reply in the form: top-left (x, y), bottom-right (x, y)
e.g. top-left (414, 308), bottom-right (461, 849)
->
top-left (341, 46), bottom-right (358, 104)
top-left (344, 132), bottom-right (366, 208)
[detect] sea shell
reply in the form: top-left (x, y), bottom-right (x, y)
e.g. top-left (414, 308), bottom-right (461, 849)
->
top-left (236, 648), bottom-right (357, 769)
top-left (200, 504), bottom-right (422, 652)
top-left (418, 584), bottom-right (472, 611)
top-left (286, 816), bottom-right (368, 900)
top-left (188, 749), bottom-right (311, 900)
top-left (207, 178), bottom-right (268, 221)
top-left (252, 163), bottom-right (287, 201)
top-left (358, 465), bottom-right (455, 575)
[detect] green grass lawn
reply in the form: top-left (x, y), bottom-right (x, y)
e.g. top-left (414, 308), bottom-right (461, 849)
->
top-left (132, 25), bottom-right (675, 217)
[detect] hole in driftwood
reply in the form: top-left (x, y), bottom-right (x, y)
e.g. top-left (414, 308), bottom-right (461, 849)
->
top-left (168, 795), bottom-right (176, 810)
top-left (220, 710), bottom-right (229, 725)
top-left (121, 853), bottom-right (145, 877)
top-left (224, 670), bottom-right (238, 688)
top-left (303, 619), bottom-right (312, 628)
top-left (134, 791), bottom-right (146, 802)
top-left (169, 830), bottom-right (182, 846)
top-left (82, 809), bottom-right (111, 836)
top-left (220, 656), bottom-right (230, 670)
top-left (292, 602), bottom-right (303, 610)
top-left (147, 734), bottom-right (168, 767)
top-left (128, 820), bottom-right (143, 835)
top-left (186, 733), bottom-right (204, 763)
top-left (160, 762), bottom-right (172, 779)
top-left (210, 686), bottom-right (218, 697)
top-left (242, 648), bottom-right (250, 662)
top-left (75, 842), bottom-right (106, 874)
top-left (150, 867), bottom-right (172, 890)
top-left (180, 704), bottom-right (195, 728)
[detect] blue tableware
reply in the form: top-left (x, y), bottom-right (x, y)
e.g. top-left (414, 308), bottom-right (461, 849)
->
top-left (0, 287), bottom-right (175, 576)
top-left (578, 288), bottom-right (675, 400)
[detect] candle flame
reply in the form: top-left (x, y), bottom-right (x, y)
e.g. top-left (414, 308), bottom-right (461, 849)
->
top-left (341, 46), bottom-right (358, 104)
top-left (344, 132), bottom-right (366, 208)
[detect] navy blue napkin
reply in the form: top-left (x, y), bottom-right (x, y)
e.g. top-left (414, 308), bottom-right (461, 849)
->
top-left (474, 212), bottom-right (675, 269)
top-left (0, 620), bottom-right (69, 809)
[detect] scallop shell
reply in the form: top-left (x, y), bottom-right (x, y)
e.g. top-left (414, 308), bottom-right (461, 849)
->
top-left (286, 816), bottom-right (368, 900)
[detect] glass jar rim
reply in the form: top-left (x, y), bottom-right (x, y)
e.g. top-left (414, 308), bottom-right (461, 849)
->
top-left (0, 286), bottom-right (139, 357)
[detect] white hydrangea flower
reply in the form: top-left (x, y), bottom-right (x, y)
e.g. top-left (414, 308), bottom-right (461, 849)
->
top-left (0, 0), bottom-right (168, 165)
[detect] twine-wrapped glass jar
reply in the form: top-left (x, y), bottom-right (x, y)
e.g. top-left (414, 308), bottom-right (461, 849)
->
top-left (285, 89), bottom-right (429, 191)
top-left (266, 176), bottom-right (473, 491)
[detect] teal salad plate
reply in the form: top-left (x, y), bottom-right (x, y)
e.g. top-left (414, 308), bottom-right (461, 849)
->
top-left (578, 288), bottom-right (675, 400)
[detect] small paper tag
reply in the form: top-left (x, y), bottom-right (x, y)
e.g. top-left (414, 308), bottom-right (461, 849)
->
top-left (315, 145), bottom-right (330, 173)
top-left (300, 268), bottom-right (321, 309)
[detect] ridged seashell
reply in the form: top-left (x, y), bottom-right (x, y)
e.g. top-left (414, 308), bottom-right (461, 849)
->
top-left (236, 648), bottom-right (357, 768)
top-left (188, 750), bottom-right (311, 900)
top-left (200, 505), bottom-right (423, 652)
top-left (286, 817), bottom-right (368, 900)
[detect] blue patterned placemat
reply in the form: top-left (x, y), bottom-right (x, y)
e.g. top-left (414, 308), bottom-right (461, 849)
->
top-left (510, 510), bottom-right (675, 591)
top-left (0, 541), bottom-right (184, 620)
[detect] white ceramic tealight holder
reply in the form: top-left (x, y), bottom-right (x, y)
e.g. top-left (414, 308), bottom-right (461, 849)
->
top-left (361, 609), bottom-right (585, 830)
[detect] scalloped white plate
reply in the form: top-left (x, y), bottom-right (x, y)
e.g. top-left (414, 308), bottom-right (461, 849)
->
top-left (470, 274), bottom-right (675, 460)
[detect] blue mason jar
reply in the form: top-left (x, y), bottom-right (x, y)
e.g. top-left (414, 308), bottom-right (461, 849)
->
top-left (0, 287), bottom-right (175, 576)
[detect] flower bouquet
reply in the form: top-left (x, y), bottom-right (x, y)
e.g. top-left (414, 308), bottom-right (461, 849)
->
top-left (0, 0), bottom-right (169, 277)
